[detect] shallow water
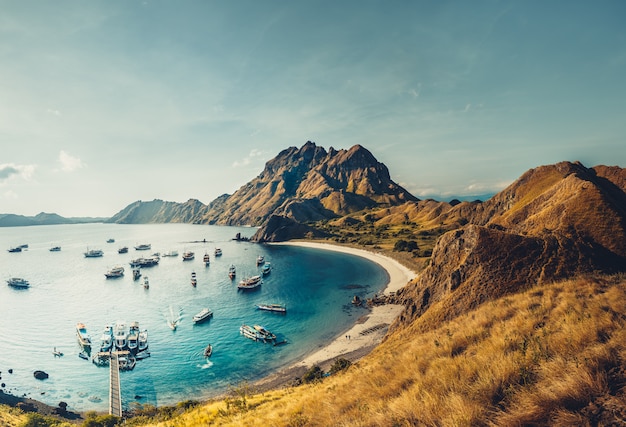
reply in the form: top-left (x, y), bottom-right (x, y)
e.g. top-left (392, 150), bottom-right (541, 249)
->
top-left (0, 223), bottom-right (387, 411)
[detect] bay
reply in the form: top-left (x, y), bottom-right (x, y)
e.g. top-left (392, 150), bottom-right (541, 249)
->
top-left (0, 223), bottom-right (387, 412)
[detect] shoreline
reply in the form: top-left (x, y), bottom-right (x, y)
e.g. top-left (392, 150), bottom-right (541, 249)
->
top-left (254, 241), bottom-right (416, 391)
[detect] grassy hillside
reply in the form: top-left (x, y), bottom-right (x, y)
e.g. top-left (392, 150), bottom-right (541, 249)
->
top-left (122, 273), bottom-right (626, 426)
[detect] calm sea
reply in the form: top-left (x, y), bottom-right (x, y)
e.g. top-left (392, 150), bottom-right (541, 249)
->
top-left (0, 223), bottom-right (387, 412)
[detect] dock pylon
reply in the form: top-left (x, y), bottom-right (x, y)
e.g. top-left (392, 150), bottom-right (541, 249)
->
top-left (109, 352), bottom-right (122, 417)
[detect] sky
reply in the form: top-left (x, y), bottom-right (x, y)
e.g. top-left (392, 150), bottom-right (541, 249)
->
top-left (1, 0), bottom-right (625, 217)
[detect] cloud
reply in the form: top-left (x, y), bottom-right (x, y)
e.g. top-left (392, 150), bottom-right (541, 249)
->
top-left (46, 108), bottom-right (61, 116)
top-left (232, 149), bottom-right (264, 168)
top-left (0, 163), bottom-right (36, 184)
top-left (58, 150), bottom-right (85, 172)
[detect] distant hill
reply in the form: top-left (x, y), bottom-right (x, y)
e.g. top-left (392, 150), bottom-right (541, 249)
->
top-left (0, 212), bottom-right (105, 227)
top-left (108, 141), bottom-right (418, 235)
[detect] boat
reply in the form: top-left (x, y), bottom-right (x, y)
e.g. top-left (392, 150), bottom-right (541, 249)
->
top-left (49, 246), bottom-right (61, 252)
top-left (204, 344), bottom-right (213, 358)
top-left (191, 271), bottom-right (197, 287)
top-left (256, 255), bottom-right (265, 265)
top-left (138, 329), bottom-right (148, 352)
top-left (99, 325), bottom-right (113, 352)
top-left (107, 238), bottom-right (115, 243)
top-left (118, 352), bottom-right (136, 371)
top-left (237, 275), bottom-right (262, 290)
top-left (182, 251), bottom-right (195, 261)
top-left (228, 264), bottom-right (236, 279)
top-left (118, 246), bottom-right (129, 254)
top-left (52, 347), bottom-right (63, 357)
top-left (76, 323), bottom-right (92, 348)
top-left (129, 256), bottom-right (159, 267)
top-left (7, 277), bottom-right (30, 288)
top-left (352, 295), bottom-right (362, 306)
top-left (261, 262), bottom-right (271, 275)
top-left (132, 267), bottom-right (141, 281)
top-left (84, 249), bottom-right (103, 258)
top-left (256, 303), bottom-right (287, 313)
top-left (143, 275), bottom-right (149, 289)
top-left (203, 252), bottom-right (210, 266)
top-left (214, 248), bottom-right (222, 256)
top-left (104, 266), bottom-right (125, 278)
top-left (114, 321), bottom-right (127, 350)
top-left (253, 324), bottom-right (276, 340)
top-left (127, 322), bottom-right (140, 352)
top-left (240, 324), bottom-right (264, 341)
top-left (168, 319), bottom-right (178, 331)
top-left (162, 250), bottom-right (178, 257)
top-left (193, 308), bottom-right (213, 323)
top-left (18, 244), bottom-right (28, 249)
top-left (7, 247), bottom-right (22, 253)
top-left (78, 352), bottom-right (89, 360)
top-left (134, 243), bottom-right (151, 251)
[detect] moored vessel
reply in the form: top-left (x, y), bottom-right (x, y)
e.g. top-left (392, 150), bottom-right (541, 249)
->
top-left (134, 243), bottom-right (151, 251)
top-left (228, 264), bottom-right (236, 279)
top-left (237, 275), bottom-right (262, 290)
top-left (261, 262), bottom-right (271, 275)
top-left (191, 271), bottom-right (197, 287)
top-left (193, 307), bottom-right (213, 323)
top-left (182, 251), bottom-right (195, 261)
top-left (256, 303), bottom-right (286, 313)
top-left (114, 321), bottom-right (127, 350)
top-left (84, 249), bottom-right (103, 258)
top-left (105, 266), bottom-right (125, 278)
top-left (7, 277), bottom-right (30, 288)
top-left (76, 323), bottom-right (92, 348)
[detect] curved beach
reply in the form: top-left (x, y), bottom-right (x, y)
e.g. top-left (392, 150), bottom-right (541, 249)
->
top-left (256, 241), bottom-right (417, 390)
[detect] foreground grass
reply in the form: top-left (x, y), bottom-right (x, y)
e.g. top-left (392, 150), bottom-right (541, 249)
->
top-left (130, 273), bottom-right (626, 426)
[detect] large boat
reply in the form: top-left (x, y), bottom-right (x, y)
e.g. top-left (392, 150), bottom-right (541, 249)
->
top-left (204, 344), bottom-right (213, 358)
top-left (105, 266), bottom-right (125, 279)
top-left (253, 324), bottom-right (276, 341)
top-left (261, 262), bottom-right (271, 275)
top-left (138, 329), bottom-right (148, 352)
top-left (76, 323), bottom-right (92, 348)
top-left (191, 271), bottom-right (197, 287)
top-left (84, 249), bottom-right (103, 258)
top-left (162, 250), bottom-right (178, 257)
top-left (193, 308), bottom-right (213, 324)
top-left (256, 303), bottom-right (287, 313)
top-left (228, 264), bottom-right (236, 279)
top-left (203, 252), bottom-right (210, 266)
top-left (127, 322), bottom-right (140, 353)
top-left (237, 275), bottom-right (262, 290)
top-left (240, 324), bottom-right (264, 341)
top-left (256, 255), bottom-right (265, 265)
top-left (182, 251), bottom-right (195, 261)
top-left (134, 243), bottom-right (151, 251)
top-left (114, 321), bottom-right (127, 350)
top-left (7, 277), bottom-right (30, 288)
top-left (129, 256), bottom-right (159, 267)
top-left (99, 325), bottom-right (113, 352)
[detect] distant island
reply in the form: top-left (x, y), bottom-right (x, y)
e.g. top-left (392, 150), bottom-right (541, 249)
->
top-left (0, 212), bottom-right (106, 227)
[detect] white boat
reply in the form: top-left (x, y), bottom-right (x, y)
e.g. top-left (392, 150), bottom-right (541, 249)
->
top-left (7, 277), bottom-right (30, 288)
top-left (256, 303), bottom-right (286, 313)
top-left (138, 329), bottom-right (148, 352)
top-left (182, 251), bottom-right (195, 261)
top-left (256, 255), bottom-right (265, 265)
top-left (168, 320), bottom-right (178, 331)
top-left (84, 249), bottom-right (103, 258)
top-left (162, 250), bottom-right (178, 257)
top-left (254, 324), bottom-right (276, 340)
top-left (238, 275), bottom-right (262, 290)
top-left (214, 248), bottom-right (222, 256)
top-left (129, 256), bottom-right (159, 267)
top-left (99, 325), bottom-right (113, 352)
top-left (191, 271), bottom-right (197, 287)
top-left (134, 243), bottom-right (151, 251)
top-left (105, 266), bottom-right (125, 279)
top-left (261, 262), bottom-right (271, 275)
top-left (204, 344), bottom-right (213, 358)
top-left (127, 322), bottom-right (140, 352)
top-left (240, 324), bottom-right (264, 341)
top-left (118, 246), bottom-right (129, 254)
top-left (228, 264), bottom-right (236, 279)
top-left (114, 321), bottom-right (127, 350)
top-left (193, 308), bottom-right (213, 324)
top-left (76, 323), bottom-right (92, 348)
top-left (133, 267), bottom-right (141, 281)
top-left (203, 252), bottom-right (210, 266)
top-left (143, 275), bottom-right (149, 289)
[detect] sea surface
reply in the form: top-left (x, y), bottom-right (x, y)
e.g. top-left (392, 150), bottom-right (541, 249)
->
top-left (0, 223), bottom-right (387, 412)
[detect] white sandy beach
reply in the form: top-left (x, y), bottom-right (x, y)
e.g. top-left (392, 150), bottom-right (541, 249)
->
top-left (256, 242), bottom-right (416, 389)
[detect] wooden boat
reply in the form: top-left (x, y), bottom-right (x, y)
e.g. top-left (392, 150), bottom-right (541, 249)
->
top-left (237, 275), bottom-right (262, 290)
top-left (191, 271), bottom-right (197, 287)
top-left (182, 251), bottom-right (194, 261)
top-left (256, 303), bottom-right (286, 313)
top-left (203, 252), bottom-right (210, 266)
top-left (204, 344), bottom-right (213, 358)
top-left (228, 264), bottom-right (236, 279)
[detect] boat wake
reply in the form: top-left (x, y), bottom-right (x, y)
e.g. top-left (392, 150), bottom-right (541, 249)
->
top-left (164, 305), bottom-right (183, 330)
top-left (198, 360), bottom-right (214, 370)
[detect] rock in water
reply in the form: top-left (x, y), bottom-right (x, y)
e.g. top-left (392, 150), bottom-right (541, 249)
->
top-left (33, 370), bottom-right (49, 380)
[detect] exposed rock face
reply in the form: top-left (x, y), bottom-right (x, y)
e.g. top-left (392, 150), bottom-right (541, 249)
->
top-left (107, 199), bottom-right (207, 224)
top-left (390, 161), bottom-right (626, 331)
top-left (251, 215), bottom-right (330, 242)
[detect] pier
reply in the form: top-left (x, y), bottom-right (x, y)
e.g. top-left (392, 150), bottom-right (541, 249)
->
top-left (109, 352), bottom-right (122, 417)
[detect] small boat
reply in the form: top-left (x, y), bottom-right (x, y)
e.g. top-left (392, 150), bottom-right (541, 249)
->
top-left (7, 277), bottom-right (30, 288)
top-left (49, 246), bottom-right (61, 252)
top-left (127, 322), bottom-right (140, 353)
top-left (138, 329), bottom-right (148, 352)
top-left (134, 243), bottom-right (151, 251)
top-left (237, 275), bottom-right (262, 290)
top-left (256, 303), bottom-right (286, 313)
top-left (114, 321), bottom-right (127, 350)
top-left (78, 352), bottom-right (89, 360)
top-left (7, 247), bottom-right (22, 253)
top-left (105, 266), bottom-right (125, 279)
top-left (84, 249), bottom-right (103, 258)
top-left (168, 320), bottom-right (178, 331)
top-left (240, 324), bottom-right (264, 341)
top-left (118, 353), bottom-right (136, 371)
top-left (261, 262), bottom-right (271, 275)
top-left (191, 271), bottom-right (197, 287)
top-left (256, 255), bottom-right (265, 265)
top-left (18, 244), bottom-right (28, 249)
top-left (99, 325), bottom-right (113, 352)
top-left (193, 308), bottom-right (213, 324)
top-left (204, 344), bottom-right (213, 358)
top-left (203, 252), bottom-right (210, 266)
top-left (162, 250), bottom-right (179, 257)
top-left (253, 324), bottom-right (276, 340)
top-left (52, 347), bottom-right (63, 357)
top-left (118, 246), bottom-right (129, 254)
top-left (133, 267), bottom-right (141, 281)
top-left (228, 264), bottom-right (236, 279)
top-left (76, 323), bottom-right (92, 348)
top-left (182, 251), bottom-right (195, 261)
top-left (214, 248), bottom-right (222, 256)
top-left (143, 275), bottom-right (149, 289)
top-left (352, 295), bottom-right (362, 306)
top-left (107, 238), bottom-right (115, 243)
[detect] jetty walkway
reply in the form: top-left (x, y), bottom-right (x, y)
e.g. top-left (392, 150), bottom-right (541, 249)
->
top-left (109, 352), bottom-right (122, 417)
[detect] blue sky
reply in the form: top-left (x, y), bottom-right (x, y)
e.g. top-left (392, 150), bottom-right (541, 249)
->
top-left (1, 0), bottom-right (625, 217)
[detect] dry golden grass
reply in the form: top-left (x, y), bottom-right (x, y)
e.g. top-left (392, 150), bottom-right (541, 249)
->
top-left (0, 404), bottom-right (24, 427)
top-left (131, 274), bottom-right (626, 426)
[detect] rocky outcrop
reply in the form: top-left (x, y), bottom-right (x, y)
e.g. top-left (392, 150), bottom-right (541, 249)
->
top-left (251, 215), bottom-right (330, 242)
top-left (107, 199), bottom-right (207, 224)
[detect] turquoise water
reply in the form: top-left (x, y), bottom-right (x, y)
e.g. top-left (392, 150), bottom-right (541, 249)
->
top-left (0, 223), bottom-right (387, 412)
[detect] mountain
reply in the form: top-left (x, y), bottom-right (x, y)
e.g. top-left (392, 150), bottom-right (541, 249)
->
top-left (108, 142), bottom-right (418, 235)
top-left (390, 161), bottom-right (626, 330)
top-left (0, 212), bottom-right (104, 227)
